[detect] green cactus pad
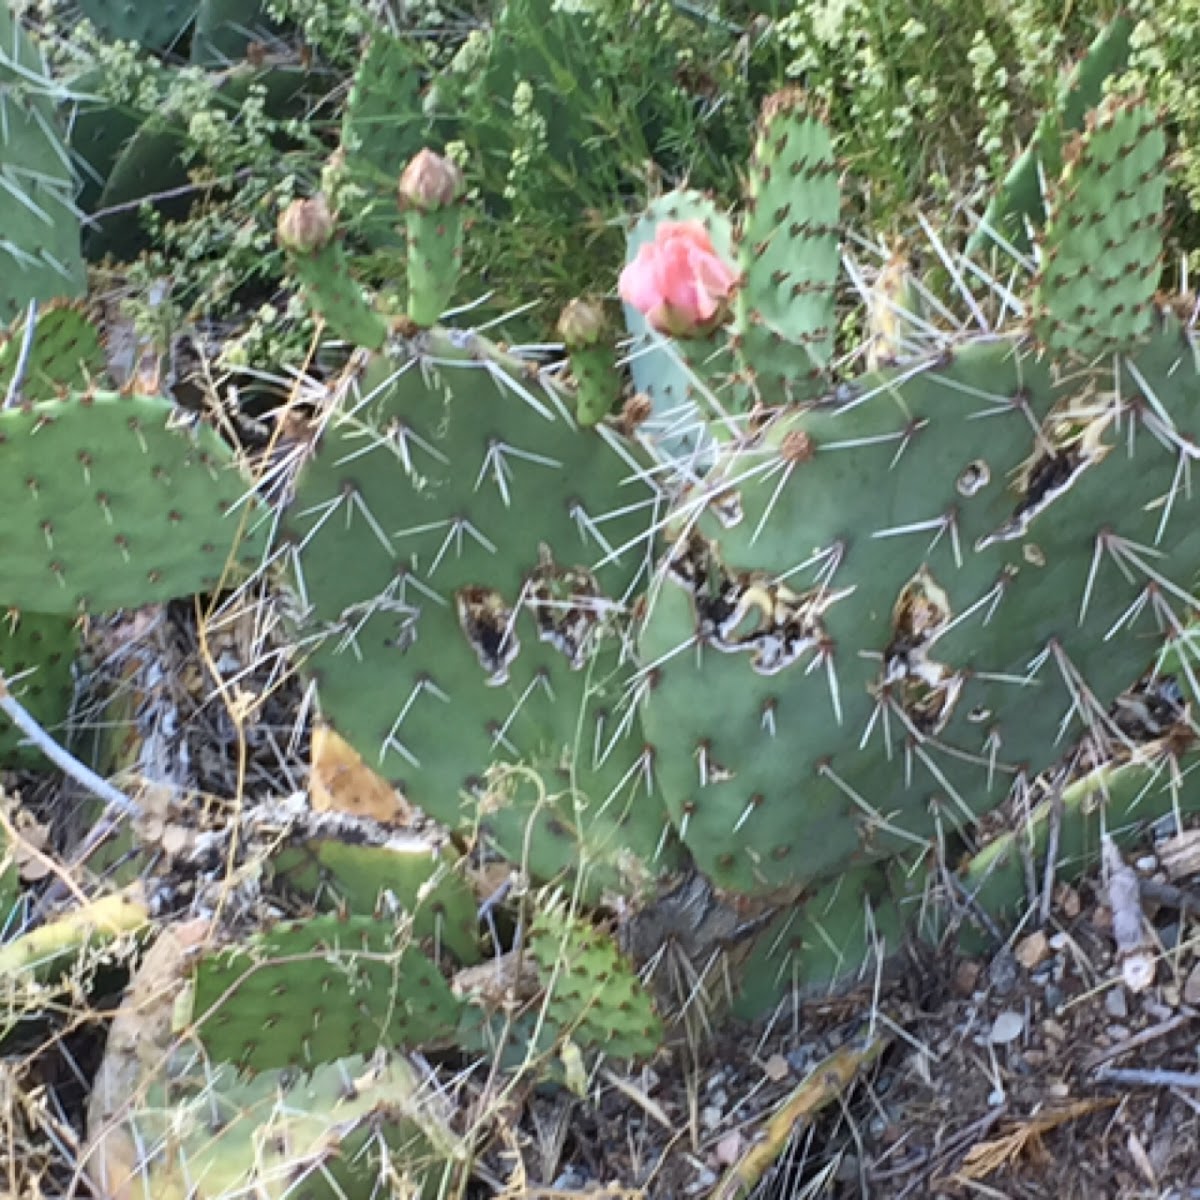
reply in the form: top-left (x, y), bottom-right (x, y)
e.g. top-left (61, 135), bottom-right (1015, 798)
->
top-left (269, 833), bottom-right (481, 964)
top-left (0, 4), bottom-right (86, 321)
top-left (640, 315), bottom-right (1200, 897)
top-left (280, 232), bottom-right (389, 350)
top-left (0, 392), bottom-right (269, 613)
top-left (736, 89), bottom-right (841, 403)
top-left (967, 14), bottom-right (1135, 258)
top-left (1034, 95), bottom-right (1167, 359)
top-left (76, 0), bottom-right (197, 50)
top-left (958, 749), bottom-right (1200, 942)
top-left (0, 302), bottom-right (105, 402)
top-left (525, 901), bottom-right (663, 1060)
top-left (0, 610), bottom-right (78, 768)
top-left (98, 1052), bottom-right (459, 1199)
top-left (340, 33), bottom-right (430, 248)
top-left (188, 913), bottom-right (464, 1071)
top-left (281, 332), bottom-right (680, 899)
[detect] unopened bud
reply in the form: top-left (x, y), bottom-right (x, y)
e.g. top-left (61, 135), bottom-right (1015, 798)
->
top-left (557, 298), bottom-right (608, 347)
top-left (277, 194), bottom-right (334, 255)
top-left (398, 148), bottom-right (464, 212)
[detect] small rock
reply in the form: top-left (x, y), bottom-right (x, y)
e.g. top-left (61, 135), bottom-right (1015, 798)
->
top-left (1105, 987), bottom-right (1128, 1019)
top-left (1016, 931), bottom-right (1050, 970)
top-left (1136, 855), bottom-right (1158, 873)
top-left (989, 951), bottom-right (1019, 996)
top-left (1185, 962), bottom-right (1200, 1006)
top-left (701, 1105), bottom-right (722, 1132)
top-left (763, 1053), bottom-right (790, 1082)
top-left (988, 1010), bottom-right (1025, 1045)
top-left (714, 1132), bottom-right (743, 1167)
top-left (1042, 1018), bottom-right (1067, 1043)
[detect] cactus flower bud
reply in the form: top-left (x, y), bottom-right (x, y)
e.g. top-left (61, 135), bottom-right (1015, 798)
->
top-left (398, 148), bottom-right (464, 212)
top-left (277, 194), bottom-right (334, 255)
top-left (557, 298), bottom-right (609, 347)
top-left (618, 221), bottom-right (738, 338)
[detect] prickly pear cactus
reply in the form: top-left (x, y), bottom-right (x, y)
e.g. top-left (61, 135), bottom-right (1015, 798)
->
top-left (0, 391), bottom-right (269, 613)
top-left (280, 332), bottom-right (680, 899)
top-left (524, 900), bottom-right (663, 1060)
top-left (0, 302), bottom-right (105, 402)
top-left (0, 611), bottom-right (78, 768)
top-left (636, 94), bottom-right (1200, 899)
top-left (187, 913), bottom-right (464, 1071)
top-left (0, 2), bottom-right (86, 320)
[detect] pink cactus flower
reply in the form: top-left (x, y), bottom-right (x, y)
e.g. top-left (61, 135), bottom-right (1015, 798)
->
top-left (618, 221), bottom-right (738, 337)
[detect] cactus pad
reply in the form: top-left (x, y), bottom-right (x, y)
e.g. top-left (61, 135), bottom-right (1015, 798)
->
top-left (525, 901), bottom-right (663, 1060)
top-left (1034, 96), bottom-right (1167, 359)
top-left (0, 302), bottom-right (105, 402)
top-left (0, 4), bottom-right (86, 320)
top-left (0, 610), bottom-right (78, 768)
top-left (281, 333), bottom-right (679, 898)
top-left (0, 391), bottom-right (268, 613)
top-left (270, 832), bottom-right (481, 964)
top-left (736, 89), bottom-right (841, 403)
top-left (188, 913), bottom-right (463, 1071)
top-left (76, 0), bottom-right (197, 50)
top-left (640, 310), bottom-right (1200, 896)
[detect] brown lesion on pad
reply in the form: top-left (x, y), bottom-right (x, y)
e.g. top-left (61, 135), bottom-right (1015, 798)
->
top-left (456, 586), bottom-right (519, 685)
top-left (665, 530), bottom-right (850, 676)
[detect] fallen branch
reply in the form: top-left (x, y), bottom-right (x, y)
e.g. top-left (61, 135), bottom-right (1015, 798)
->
top-left (712, 1030), bottom-right (891, 1200)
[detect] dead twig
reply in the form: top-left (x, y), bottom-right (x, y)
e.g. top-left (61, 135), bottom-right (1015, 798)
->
top-left (711, 1030), bottom-right (891, 1200)
top-left (1094, 1067), bottom-right (1200, 1090)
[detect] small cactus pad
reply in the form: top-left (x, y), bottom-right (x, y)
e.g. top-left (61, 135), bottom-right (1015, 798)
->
top-left (188, 913), bottom-right (463, 1071)
top-left (967, 14), bottom-right (1134, 258)
top-left (0, 302), bottom-right (105, 402)
top-left (0, 392), bottom-right (269, 613)
top-left (281, 332), bottom-right (679, 898)
top-left (0, 610), bottom-right (78, 768)
top-left (736, 89), bottom-right (840, 402)
top-left (0, 3), bottom-right (86, 320)
top-left (525, 901), bottom-right (663, 1060)
top-left (269, 832), bottom-right (481, 964)
top-left (1034, 96), bottom-right (1166, 359)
